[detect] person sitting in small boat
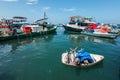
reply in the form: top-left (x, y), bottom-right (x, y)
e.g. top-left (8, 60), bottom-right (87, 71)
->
top-left (77, 19), bottom-right (80, 22)
top-left (74, 49), bottom-right (94, 65)
top-left (12, 28), bottom-right (17, 35)
top-left (87, 23), bottom-right (98, 33)
top-left (74, 57), bottom-right (80, 65)
top-left (87, 26), bottom-right (94, 33)
top-left (6, 28), bottom-right (13, 35)
top-left (70, 18), bottom-right (75, 22)
top-left (69, 18), bottom-right (75, 24)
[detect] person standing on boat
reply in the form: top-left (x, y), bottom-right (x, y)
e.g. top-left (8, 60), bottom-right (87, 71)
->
top-left (77, 19), bottom-right (80, 22)
top-left (6, 28), bottom-right (13, 35)
top-left (70, 18), bottom-right (75, 22)
top-left (12, 28), bottom-right (17, 35)
top-left (87, 26), bottom-right (94, 33)
top-left (87, 23), bottom-right (98, 33)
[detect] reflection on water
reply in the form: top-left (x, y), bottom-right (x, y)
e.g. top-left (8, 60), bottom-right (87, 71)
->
top-left (119, 67), bottom-right (120, 80)
top-left (64, 31), bottom-right (116, 46)
top-left (0, 27), bottom-right (120, 80)
top-left (81, 35), bottom-right (116, 44)
top-left (0, 72), bottom-right (15, 80)
top-left (0, 33), bottom-right (56, 53)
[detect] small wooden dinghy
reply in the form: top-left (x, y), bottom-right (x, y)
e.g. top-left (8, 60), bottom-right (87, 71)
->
top-left (61, 49), bottom-right (104, 67)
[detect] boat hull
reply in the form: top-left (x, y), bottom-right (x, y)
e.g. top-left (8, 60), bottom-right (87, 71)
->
top-left (62, 53), bottom-right (104, 68)
top-left (81, 32), bottom-right (119, 39)
top-left (0, 26), bottom-right (57, 41)
top-left (63, 25), bottom-right (83, 32)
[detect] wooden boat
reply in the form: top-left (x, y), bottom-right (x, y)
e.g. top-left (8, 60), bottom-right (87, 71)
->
top-left (61, 48), bottom-right (104, 67)
top-left (81, 32), bottom-right (119, 39)
top-left (0, 26), bottom-right (57, 42)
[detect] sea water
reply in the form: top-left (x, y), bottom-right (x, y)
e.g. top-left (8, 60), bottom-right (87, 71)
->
top-left (0, 27), bottom-right (120, 80)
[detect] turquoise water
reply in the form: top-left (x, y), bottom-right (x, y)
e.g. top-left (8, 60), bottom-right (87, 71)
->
top-left (0, 27), bottom-right (120, 80)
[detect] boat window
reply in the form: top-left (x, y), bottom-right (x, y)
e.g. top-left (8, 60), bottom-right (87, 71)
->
top-left (78, 23), bottom-right (92, 26)
top-left (31, 24), bottom-right (37, 25)
top-left (23, 23), bottom-right (29, 25)
top-left (69, 22), bottom-right (76, 24)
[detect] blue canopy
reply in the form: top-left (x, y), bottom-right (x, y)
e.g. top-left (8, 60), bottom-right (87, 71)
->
top-left (75, 49), bottom-right (94, 63)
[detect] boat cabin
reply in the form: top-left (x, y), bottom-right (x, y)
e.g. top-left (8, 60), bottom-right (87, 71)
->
top-left (21, 23), bottom-right (43, 33)
top-left (69, 16), bottom-right (94, 27)
top-left (12, 16), bottom-right (28, 28)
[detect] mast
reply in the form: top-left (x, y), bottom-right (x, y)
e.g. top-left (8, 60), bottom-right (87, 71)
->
top-left (44, 12), bottom-right (46, 19)
top-left (43, 12), bottom-right (48, 20)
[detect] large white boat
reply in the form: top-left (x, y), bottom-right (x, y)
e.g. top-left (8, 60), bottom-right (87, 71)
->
top-left (12, 16), bottom-right (28, 28)
top-left (21, 23), bottom-right (43, 33)
top-left (63, 16), bottom-right (95, 32)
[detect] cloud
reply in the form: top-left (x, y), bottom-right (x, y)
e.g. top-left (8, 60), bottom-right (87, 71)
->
top-left (26, 2), bottom-right (33, 5)
top-left (26, 0), bottom-right (38, 5)
top-left (0, 0), bottom-right (18, 2)
top-left (43, 7), bottom-right (51, 11)
top-left (63, 8), bottom-right (76, 12)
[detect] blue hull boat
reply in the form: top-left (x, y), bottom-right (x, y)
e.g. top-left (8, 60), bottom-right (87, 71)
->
top-left (63, 25), bottom-right (83, 32)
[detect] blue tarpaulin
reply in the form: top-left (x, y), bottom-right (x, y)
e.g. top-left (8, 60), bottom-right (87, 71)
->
top-left (75, 49), bottom-right (94, 63)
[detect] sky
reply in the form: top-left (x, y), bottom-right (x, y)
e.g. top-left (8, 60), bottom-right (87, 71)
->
top-left (0, 0), bottom-right (120, 24)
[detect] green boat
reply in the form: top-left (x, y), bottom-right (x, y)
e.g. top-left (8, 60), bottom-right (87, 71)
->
top-left (0, 26), bottom-right (57, 42)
